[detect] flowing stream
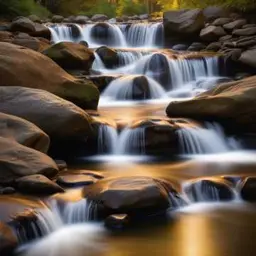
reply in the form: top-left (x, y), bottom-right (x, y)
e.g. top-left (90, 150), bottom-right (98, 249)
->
top-left (3, 21), bottom-right (256, 256)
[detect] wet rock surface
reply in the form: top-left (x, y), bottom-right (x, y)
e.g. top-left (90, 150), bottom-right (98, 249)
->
top-left (15, 174), bottom-right (64, 195)
top-left (83, 176), bottom-right (175, 217)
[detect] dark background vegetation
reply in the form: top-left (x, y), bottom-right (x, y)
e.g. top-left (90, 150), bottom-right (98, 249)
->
top-left (0, 0), bottom-right (256, 18)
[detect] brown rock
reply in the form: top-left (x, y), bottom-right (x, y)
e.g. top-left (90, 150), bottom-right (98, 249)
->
top-left (0, 42), bottom-right (99, 110)
top-left (16, 174), bottom-right (64, 195)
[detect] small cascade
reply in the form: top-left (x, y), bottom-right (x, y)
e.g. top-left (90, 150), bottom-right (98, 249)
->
top-left (101, 75), bottom-right (166, 101)
top-left (116, 127), bottom-right (146, 155)
top-left (62, 200), bottom-right (98, 224)
top-left (89, 23), bottom-right (127, 48)
top-left (182, 179), bottom-right (236, 203)
top-left (167, 57), bottom-right (220, 89)
top-left (124, 22), bottom-right (163, 48)
top-left (177, 123), bottom-right (240, 155)
top-left (48, 25), bottom-right (82, 43)
top-left (97, 124), bottom-right (118, 154)
top-left (92, 52), bottom-right (106, 70)
top-left (97, 124), bottom-right (146, 155)
top-left (12, 199), bottom-right (98, 244)
top-left (117, 51), bottom-right (148, 66)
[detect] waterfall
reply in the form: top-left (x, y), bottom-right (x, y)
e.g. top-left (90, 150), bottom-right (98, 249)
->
top-left (116, 127), bottom-right (146, 155)
top-left (124, 22), bottom-right (163, 48)
top-left (48, 22), bottom-right (163, 48)
top-left (92, 53), bottom-right (106, 70)
top-left (12, 199), bottom-right (98, 244)
top-left (97, 124), bottom-right (118, 154)
top-left (48, 25), bottom-right (81, 43)
top-left (101, 75), bottom-right (166, 101)
top-left (97, 124), bottom-right (145, 155)
top-left (117, 51), bottom-right (148, 66)
top-left (177, 123), bottom-right (241, 155)
top-left (167, 57), bottom-right (219, 89)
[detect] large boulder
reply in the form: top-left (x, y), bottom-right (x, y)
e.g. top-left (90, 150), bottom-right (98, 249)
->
top-left (43, 42), bottom-right (95, 71)
top-left (0, 222), bottom-right (18, 256)
top-left (164, 9), bottom-right (205, 37)
top-left (200, 26), bottom-right (226, 42)
top-left (0, 42), bottom-right (99, 109)
top-left (15, 174), bottom-right (64, 195)
top-left (0, 112), bottom-right (49, 153)
top-left (83, 176), bottom-right (178, 217)
top-left (166, 76), bottom-right (256, 133)
top-left (0, 137), bottom-right (58, 181)
top-left (0, 86), bottom-right (93, 140)
top-left (239, 49), bottom-right (256, 68)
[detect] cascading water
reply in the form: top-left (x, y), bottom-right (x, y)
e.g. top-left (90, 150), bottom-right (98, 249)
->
top-left (123, 22), bottom-right (163, 48)
top-left (48, 25), bottom-right (82, 43)
top-left (12, 199), bottom-right (99, 246)
top-left (101, 75), bottom-right (166, 101)
top-left (97, 124), bottom-right (145, 155)
top-left (177, 123), bottom-right (241, 155)
top-left (97, 124), bottom-right (118, 154)
top-left (48, 22), bottom-right (163, 48)
top-left (116, 127), bottom-right (146, 155)
top-left (117, 51), bottom-right (149, 66)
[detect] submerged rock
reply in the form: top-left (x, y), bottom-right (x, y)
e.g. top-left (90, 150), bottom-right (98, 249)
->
top-left (0, 222), bottom-right (18, 256)
top-left (43, 42), bottom-right (95, 71)
top-left (0, 138), bottom-right (58, 181)
top-left (0, 42), bottom-right (99, 110)
top-left (15, 174), bottom-right (64, 195)
top-left (0, 112), bottom-right (50, 153)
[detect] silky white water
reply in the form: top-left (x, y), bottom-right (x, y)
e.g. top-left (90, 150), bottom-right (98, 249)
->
top-left (101, 75), bottom-right (166, 101)
top-left (49, 22), bottom-right (163, 48)
top-left (177, 123), bottom-right (241, 155)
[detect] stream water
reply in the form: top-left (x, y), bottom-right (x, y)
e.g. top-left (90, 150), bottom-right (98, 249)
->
top-left (2, 22), bottom-right (256, 256)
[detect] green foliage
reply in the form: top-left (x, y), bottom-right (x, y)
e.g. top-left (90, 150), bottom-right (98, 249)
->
top-left (80, 0), bottom-right (116, 18)
top-left (117, 0), bottom-right (147, 16)
top-left (0, 0), bottom-right (50, 18)
top-left (157, 0), bottom-right (256, 11)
